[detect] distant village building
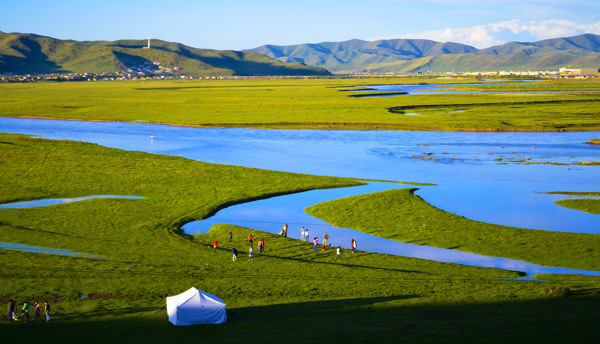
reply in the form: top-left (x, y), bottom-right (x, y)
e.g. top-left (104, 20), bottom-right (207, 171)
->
top-left (559, 68), bottom-right (600, 76)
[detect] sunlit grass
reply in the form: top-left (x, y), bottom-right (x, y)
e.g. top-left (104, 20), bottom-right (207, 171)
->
top-left (1, 77), bottom-right (599, 131)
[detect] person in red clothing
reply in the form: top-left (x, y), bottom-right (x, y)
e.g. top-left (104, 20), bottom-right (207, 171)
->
top-left (248, 234), bottom-right (253, 246)
top-left (213, 239), bottom-right (218, 254)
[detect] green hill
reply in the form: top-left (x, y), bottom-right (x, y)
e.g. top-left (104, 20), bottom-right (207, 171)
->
top-left (367, 53), bottom-right (600, 74)
top-left (0, 32), bottom-right (330, 76)
top-left (246, 34), bottom-right (600, 73)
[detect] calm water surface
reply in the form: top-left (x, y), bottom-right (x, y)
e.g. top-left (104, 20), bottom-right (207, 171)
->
top-left (2, 117), bottom-right (597, 233)
top-left (0, 195), bottom-right (143, 209)
top-left (182, 182), bottom-right (600, 276)
top-left (1, 117), bottom-right (599, 274)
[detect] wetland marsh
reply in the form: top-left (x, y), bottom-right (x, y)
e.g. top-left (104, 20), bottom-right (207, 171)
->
top-left (1, 77), bottom-right (599, 343)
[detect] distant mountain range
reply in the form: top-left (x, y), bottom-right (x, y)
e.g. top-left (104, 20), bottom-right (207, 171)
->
top-left (245, 34), bottom-right (600, 73)
top-left (0, 31), bottom-right (330, 76)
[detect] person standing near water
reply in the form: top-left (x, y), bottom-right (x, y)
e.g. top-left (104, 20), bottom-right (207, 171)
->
top-left (351, 239), bottom-right (357, 253)
top-left (283, 223), bottom-right (288, 237)
top-left (300, 227), bottom-right (305, 241)
top-left (323, 232), bottom-right (329, 247)
top-left (336, 246), bottom-right (341, 260)
top-left (313, 237), bottom-right (318, 252)
top-left (304, 228), bottom-right (309, 241)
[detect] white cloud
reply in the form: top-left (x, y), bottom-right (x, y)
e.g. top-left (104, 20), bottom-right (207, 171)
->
top-left (397, 19), bottom-right (600, 48)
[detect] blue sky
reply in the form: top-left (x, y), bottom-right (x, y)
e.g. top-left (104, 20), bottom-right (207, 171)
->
top-left (2, 0), bottom-right (600, 50)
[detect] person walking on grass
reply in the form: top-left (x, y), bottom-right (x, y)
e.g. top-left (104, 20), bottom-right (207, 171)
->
top-left (232, 245), bottom-right (238, 261)
top-left (258, 239), bottom-right (265, 253)
top-left (336, 246), bottom-right (341, 260)
top-left (248, 246), bottom-right (254, 261)
top-left (213, 239), bottom-right (219, 254)
top-left (44, 301), bottom-right (50, 321)
top-left (351, 239), bottom-right (357, 253)
top-left (248, 234), bottom-right (253, 246)
top-left (22, 302), bottom-right (30, 323)
top-left (7, 300), bottom-right (15, 322)
top-left (228, 229), bottom-right (233, 243)
top-left (34, 301), bottom-right (40, 321)
top-left (313, 237), bottom-right (318, 252)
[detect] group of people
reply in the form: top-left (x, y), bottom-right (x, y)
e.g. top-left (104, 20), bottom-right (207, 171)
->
top-left (227, 230), bottom-right (265, 262)
top-left (7, 300), bottom-right (50, 323)
top-left (220, 226), bottom-right (357, 262)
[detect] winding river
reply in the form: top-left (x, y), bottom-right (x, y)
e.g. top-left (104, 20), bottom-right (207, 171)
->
top-left (1, 117), bottom-right (599, 275)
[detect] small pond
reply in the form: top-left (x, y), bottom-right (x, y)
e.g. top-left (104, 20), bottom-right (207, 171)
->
top-left (0, 242), bottom-right (99, 258)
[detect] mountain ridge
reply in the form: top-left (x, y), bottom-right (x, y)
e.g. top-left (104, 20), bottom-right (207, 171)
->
top-left (245, 34), bottom-right (600, 73)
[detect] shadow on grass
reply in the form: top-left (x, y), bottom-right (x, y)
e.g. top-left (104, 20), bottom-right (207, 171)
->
top-left (2, 294), bottom-right (599, 344)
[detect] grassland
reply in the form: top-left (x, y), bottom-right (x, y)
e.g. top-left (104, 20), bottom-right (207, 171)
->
top-left (305, 188), bottom-right (600, 271)
top-left (2, 134), bottom-right (600, 343)
top-left (1, 77), bottom-right (600, 131)
top-left (545, 192), bottom-right (600, 215)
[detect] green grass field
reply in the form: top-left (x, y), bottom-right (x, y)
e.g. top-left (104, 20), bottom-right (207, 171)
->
top-left (1, 77), bottom-right (600, 131)
top-left (1, 133), bottom-right (600, 343)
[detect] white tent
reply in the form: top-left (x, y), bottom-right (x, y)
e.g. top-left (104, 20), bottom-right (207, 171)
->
top-left (166, 287), bottom-right (227, 326)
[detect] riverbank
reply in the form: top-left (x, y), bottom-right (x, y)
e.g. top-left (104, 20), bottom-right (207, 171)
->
top-left (2, 133), bottom-right (600, 343)
top-left (1, 77), bottom-right (599, 132)
top-left (305, 188), bottom-right (600, 271)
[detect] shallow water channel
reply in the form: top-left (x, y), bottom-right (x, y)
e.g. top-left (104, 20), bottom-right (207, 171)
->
top-left (0, 195), bottom-right (143, 209)
top-left (1, 117), bottom-right (599, 275)
top-left (352, 82), bottom-right (600, 96)
top-left (182, 182), bottom-right (599, 277)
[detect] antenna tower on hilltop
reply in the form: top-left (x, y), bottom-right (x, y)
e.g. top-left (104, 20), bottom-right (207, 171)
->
top-left (144, 37), bottom-right (151, 49)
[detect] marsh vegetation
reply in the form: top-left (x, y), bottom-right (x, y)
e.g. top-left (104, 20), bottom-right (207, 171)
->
top-left (1, 77), bottom-right (599, 343)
